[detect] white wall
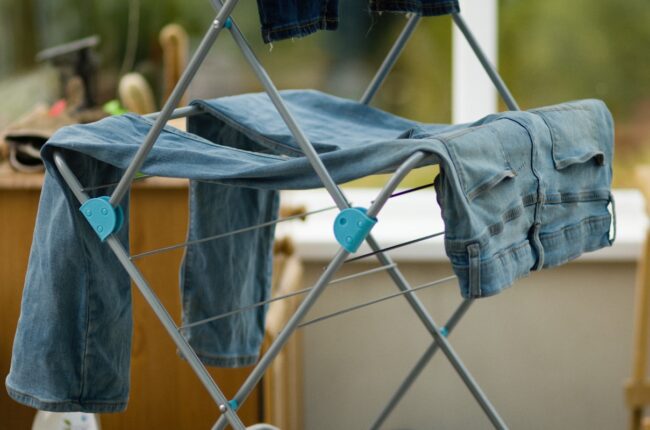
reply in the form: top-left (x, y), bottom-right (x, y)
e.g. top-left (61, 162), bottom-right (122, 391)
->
top-left (299, 260), bottom-right (635, 430)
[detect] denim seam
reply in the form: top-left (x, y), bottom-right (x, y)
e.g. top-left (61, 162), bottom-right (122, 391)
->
top-left (446, 195), bottom-right (610, 255)
top-left (194, 350), bottom-right (259, 367)
top-left (466, 170), bottom-right (515, 201)
top-left (144, 113), bottom-right (294, 159)
top-left (452, 240), bottom-right (531, 270)
top-left (77, 191), bottom-right (94, 403)
top-left (486, 204), bottom-right (525, 237)
top-left (539, 214), bottom-right (611, 241)
top-left (180, 184), bottom-right (194, 328)
top-left (533, 109), bottom-right (604, 171)
top-left (532, 105), bottom-right (592, 114)
top-left (181, 183), bottom-right (199, 334)
top-left (444, 193), bottom-right (536, 248)
top-left (187, 106), bottom-right (304, 157)
top-left (545, 190), bottom-right (610, 203)
top-left (439, 121), bottom-right (514, 202)
top-left (503, 117), bottom-right (544, 269)
top-left (467, 243), bottom-right (481, 296)
top-left (540, 216), bottom-right (612, 267)
top-left (6, 385), bottom-right (127, 412)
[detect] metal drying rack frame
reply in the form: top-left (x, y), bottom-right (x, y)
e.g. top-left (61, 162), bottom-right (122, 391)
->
top-left (53, 1), bottom-right (519, 428)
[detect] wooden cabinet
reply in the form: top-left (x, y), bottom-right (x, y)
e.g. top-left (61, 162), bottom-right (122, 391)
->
top-left (0, 166), bottom-right (262, 428)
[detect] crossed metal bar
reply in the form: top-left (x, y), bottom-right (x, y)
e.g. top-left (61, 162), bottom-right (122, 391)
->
top-left (52, 2), bottom-right (519, 428)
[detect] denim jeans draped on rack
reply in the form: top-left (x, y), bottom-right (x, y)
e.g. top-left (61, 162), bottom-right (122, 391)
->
top-left (256, 0), bottom-right (460, 42)
top-left (7, 90), bottom-right (614, 412)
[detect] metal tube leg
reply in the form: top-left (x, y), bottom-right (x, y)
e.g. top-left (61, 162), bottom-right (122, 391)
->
top-left (212, 153), bottom-right (427, 430)
top-left (370, 299), bottom-right (474, 430)
top-left (54, 152), bottom-right (247, 430)
top-left (364, 235), bottom-right (508, 429)
top-left (198, 9), bottom-right (507, 425)
top-left (110, 0), bottom-right (239, 206)
top-left (211, 249), bottom-right (350, 430)
top-left (107, 238), bottom-right (247, 429)
top-left (224, 18), bottom-right (349, 211)
top-left (360, 14), bottom-right (420, 105)
top-left (451, 12), bottom-right (520, 111)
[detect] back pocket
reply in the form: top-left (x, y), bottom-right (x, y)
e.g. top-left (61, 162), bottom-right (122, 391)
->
top-left (535, 101), bottom-right (613, 179)
top-left (441, 123), bottom-right (517, 201)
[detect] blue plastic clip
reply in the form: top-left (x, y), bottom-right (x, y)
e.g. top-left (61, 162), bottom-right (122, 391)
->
top-left (228, 399), bottom-right (239, 411)
top-left (439, 327), bottom-right (449, 337)
top-left (80, 196), bottom-right (124, 241)
top-left (224, 17), bottom-right (232, 29)
top-left (333, 207), bottom-right (377, 253)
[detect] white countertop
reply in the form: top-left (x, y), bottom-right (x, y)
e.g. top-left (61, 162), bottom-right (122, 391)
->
top-left (278, 188), bottom-right (647, 263)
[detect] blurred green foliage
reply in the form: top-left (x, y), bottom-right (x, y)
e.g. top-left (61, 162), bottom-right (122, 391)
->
top-left (500, 0), bottom-right (650, 117)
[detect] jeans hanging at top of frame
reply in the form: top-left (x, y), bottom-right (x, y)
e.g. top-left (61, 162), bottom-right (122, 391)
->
top-left (256, 0), bottom-right (460, 43)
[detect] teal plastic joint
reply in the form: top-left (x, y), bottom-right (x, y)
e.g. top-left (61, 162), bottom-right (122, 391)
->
top-left (333, 207), bottom-right (377, 253)
top-left (439, 327), bottom-right (449, 337)
top-left (80, 196), bottom-right (124, 241)
top-left (224, 17), bottom-right (233, 29)
top-left (228, 399), bottom-right (239, 411)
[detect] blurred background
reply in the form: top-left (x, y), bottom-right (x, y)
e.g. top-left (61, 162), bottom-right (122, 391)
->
top-left (1, 0), bottom-right (649, 186)
top-left (2, 1), bottom-right (650, 429)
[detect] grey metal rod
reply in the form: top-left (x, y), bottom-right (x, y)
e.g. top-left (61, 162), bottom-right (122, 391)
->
top-left (217, 6), bottom-right (350, 212)
top-left (130, 205), bottom-right (338, 260)
top-left (143, 104), bottom-right (202, 120)
top-left (212, 153), bottom-right (425, 430)
top-left (299, 275), bottom-right (457, 328)
top-left (370, 299), bottom-right (474, 430)
top-left (82, 174), bottom-right (151, 193)
top-left (364, 234), bottom-right (508, 429)
top-left (180, 263), bottom-right (397, 330)
top-left (200, 6), bottom-right (505, 427)
top-left (53, 151), bottom-right (246, 430)
top-left (106, 238), bottom-right (247, 429)
top-left (355, 159), bottom-right (505, 427)
top-left (211, 249), bottom-right (350, 430)
top-left (366, 152), bottom-right (425, 218)
top-left (345, 230), bottom-right (444, 264)
top-left (452, 13), bottom-right (519, 111)
top-left (360, 14), bottom-right (420, 105)
top-left (109, 0), bottom-right (239, 206)
top-left (53, 153), bottom-right (90, 203)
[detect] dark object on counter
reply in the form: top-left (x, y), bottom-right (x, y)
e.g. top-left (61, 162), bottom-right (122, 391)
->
top-left (1, 103), bottom-right (74, 173)
top-left (36, 36), bottom-right (100, 110)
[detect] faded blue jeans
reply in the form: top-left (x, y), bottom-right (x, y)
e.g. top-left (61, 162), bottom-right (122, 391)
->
top-left (256, 0), bottom-right (460, 42)
top-left (7, 90), bottom-right (614, 412)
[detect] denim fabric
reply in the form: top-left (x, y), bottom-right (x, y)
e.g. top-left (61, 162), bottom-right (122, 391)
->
top-left (181, 182), bottom-right (279, 367)
top-left (257, 0), bottom-right (459, 42)
top-left (432, 103), bottom-right (614, 296)
top-left (7, 158), bottom-right (132, 413)
top-left (7, 90), bottom-right (614, 412)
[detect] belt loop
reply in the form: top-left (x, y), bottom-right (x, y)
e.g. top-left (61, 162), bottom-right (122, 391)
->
top-left (467, 243), bottom-right (481, 297)
top-left (608, 192), bottom-right (617, 245)
top-left (530, 222), bottom-right (545, 270)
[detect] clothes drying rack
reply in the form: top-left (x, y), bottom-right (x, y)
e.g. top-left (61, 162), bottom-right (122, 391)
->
top-left (52, 1), bottom-right (520, 428)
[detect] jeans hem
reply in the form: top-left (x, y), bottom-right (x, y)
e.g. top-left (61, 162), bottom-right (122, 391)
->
top-left (194, 351), bottom-right (259, 368)
top-left (262, 18), bottom-right (338, 43)
top-left (369, 0), bottom-right (460, 16)
top-left (6, 384), bottom-right (127, 413)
